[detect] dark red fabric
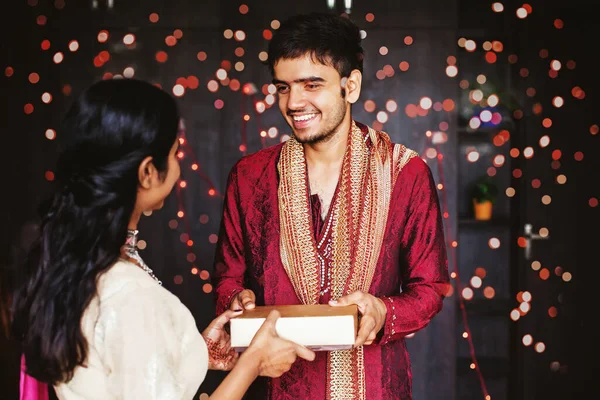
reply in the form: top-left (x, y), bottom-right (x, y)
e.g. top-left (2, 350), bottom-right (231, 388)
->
top-left (213, 122), bottom-right (449, 400)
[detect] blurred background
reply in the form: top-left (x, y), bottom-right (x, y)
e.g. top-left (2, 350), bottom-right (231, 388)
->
top-left (0, 0), bottom-right (597, 399)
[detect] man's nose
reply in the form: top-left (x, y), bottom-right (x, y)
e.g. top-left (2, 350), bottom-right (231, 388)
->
top-left (287, 87), bottom-right (306, 110)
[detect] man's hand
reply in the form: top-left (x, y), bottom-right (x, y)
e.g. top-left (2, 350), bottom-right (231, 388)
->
top-left (329, 291), bottom-right (387, 346)
top-left (230, 289), bottom-right (256, 311)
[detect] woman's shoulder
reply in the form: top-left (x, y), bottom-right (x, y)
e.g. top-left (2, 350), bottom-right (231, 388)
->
top-left (96, 259), bottom-right (171, 305)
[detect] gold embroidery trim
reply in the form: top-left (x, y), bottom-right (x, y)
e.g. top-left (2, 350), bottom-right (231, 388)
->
top-left (277, 121), bottom-right (417, 399)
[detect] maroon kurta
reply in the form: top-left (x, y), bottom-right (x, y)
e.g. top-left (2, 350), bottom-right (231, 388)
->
top-left (213, 122), bottom-right (449, 399)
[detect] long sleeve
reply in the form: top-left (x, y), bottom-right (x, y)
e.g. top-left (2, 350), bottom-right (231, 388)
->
top-left (101, 285), bottom-right (208, 399)
top-left (213, 164), bottom-right (247, 315)
top-left (379, 160), bottom-right (450, 345)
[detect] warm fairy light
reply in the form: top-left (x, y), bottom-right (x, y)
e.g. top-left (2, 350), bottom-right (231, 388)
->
top-left (548, 307), bottom-right (558, 318)
top-left (519, 302), bottom-right (530, 313)
top-left (470, 89), bottom-right (484, 102)
top-left (207, 80), bottom-right (219, 92)
top-left (464, 40), bottom-right (476, 52)
top-left (445, 65), bottom-right (458, 77)
top-left (123, 67), bottom-right (134, 78)
top-left (469, 117), bottom-right (481, 130)
top-left (419, 97), bottom-right (432, 109)
top-left (562, 272), bottom-right (572, 282)
top-left (404, 36), bottom-right (413, 45)
top-left (535, 342), bottom-right (546, 353)
top-left (45, 129), bottom-right (56, 140)
top-left (149, 12), bottom-right (159, 22)
top-left (550, 59), bottom-right (561, 71)
top-left (522, 334), bottom-right (533, 346)
top-left (482, 42), bottom-right (492, 51)
top-left (223, 29), bottom-right (233, 39)
top-left (483, 286), bottom-right (495, 299)
top-left (234, 30), bottom-right (246, 41)
top-left (41, 92), bottom-right (52, 103)
top-left (556, 174), bottom-right (566, 184)
top-left (137, 240), bottom-right (147, 249)
top-left (510, 309), bottom-right (520, 321)
top-left (258, 51), bottom-right (268, 61)
top-left (461, 287), bottom-right (474, 300)
top-left (462, 332), bottom-right (469, 339)
top-left (516, 7), bottom-right (528, 19)
top-left (239, 4), bottom-right (249, 14)
top-left (589, 198), bottom-right (598, 207)
top-left (168, 220), bottom-right (178, 229)
top-left (123, 33), bottom-right (136, 45)
top-left (506, 187), bottom-right (515, 197)
top-left (385, 100), bottom-right (398, 112)
top-left (487, 94), bottom-right (499, 107)
top-left (379, 46), bottom-right (388, 55)
top-left (539, 135), bottom-right (550, 147)
top-left (470, 276), bottom-right (482, 288)
top-left (173, 84), bottom-right (185, 97)
top-left (479, 110), bottom-right (492, 122)
top-left (376, 111), bottom-right (388, 123)
top-left (531, 261), bottom-right (541, 271)
top-left (53, 52), bottom-right (64, 64)
top-left (552, 96), bottom-right (564, 108)
top-left (268, 127), bottom-right (279, 138)
top-left (68, 40), bottom-right (79, 52)
top-left (541, 195), bottom-right (551, 205)
top-left (97, 30), bottom-right (109, 42)
top-left (574, 151), bottom-right (584, 161)
top-left (467, 150), bottom-right (480, 162)
top-left (523, 147), bottom-right (534, 159)
top-left (539, 268), bottom-right (550, 280)
top-left (399, 61), bottom-right (410, 71)
top-left (488, 238), bottom-right (500, 249)
top-left (522, 291), bottom-right (532, 302)
top-left (177, 211), bottom-right (184, 218)
top-left (492, 2), bottom-right (504, 12)
top-left (235, 62), bottom-right (244, 72)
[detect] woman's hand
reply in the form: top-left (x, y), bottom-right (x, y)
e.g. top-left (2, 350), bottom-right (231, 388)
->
top-left (241, 310), bottom-right (316, 378)
top-left (202, 309), bottom-right (243, 371)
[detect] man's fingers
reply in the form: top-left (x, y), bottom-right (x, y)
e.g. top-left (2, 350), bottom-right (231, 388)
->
top-left (239, 291), bottom-right (256, 309)
top-left (355, 316), bottom-right (376, 346)
top-left (293, 343), bottom-right (316, 361)
top-left (329, 291), bottom-right (363, 307)
top-left (364, 331), bottom-right (377, 346)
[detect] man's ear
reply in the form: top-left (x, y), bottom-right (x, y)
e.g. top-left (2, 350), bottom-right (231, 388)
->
top-left (345, 69), bottom-right (362, 104)
top-left (138, 156), bottom-right (156, 189)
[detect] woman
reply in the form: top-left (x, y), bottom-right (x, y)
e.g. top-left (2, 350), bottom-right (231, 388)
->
top-left (11, 78), bottom-right (315, 399)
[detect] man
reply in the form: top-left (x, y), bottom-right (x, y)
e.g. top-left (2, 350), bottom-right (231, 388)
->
top-left (213, 12), bottom-right (449, 400)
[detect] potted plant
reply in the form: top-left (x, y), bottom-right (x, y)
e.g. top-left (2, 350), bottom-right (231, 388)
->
top-left (470, 175), bottom-right (498, 220)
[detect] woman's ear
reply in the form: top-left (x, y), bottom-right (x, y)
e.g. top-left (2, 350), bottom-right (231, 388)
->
top-left (345, 69), bottom-right (362, 104)
top-left (137, 156), bottom-right (156, 189)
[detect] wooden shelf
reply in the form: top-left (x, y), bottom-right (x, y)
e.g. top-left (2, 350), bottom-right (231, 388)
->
top-left (458, 216), bottom-right (510, 229)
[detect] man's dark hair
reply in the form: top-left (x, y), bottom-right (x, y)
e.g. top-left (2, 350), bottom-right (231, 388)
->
top-left (267, 12), bottom-right (364, 78)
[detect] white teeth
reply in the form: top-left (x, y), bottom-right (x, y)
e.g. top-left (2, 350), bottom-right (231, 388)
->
top-left (292, 113), bottom-right (316, 122)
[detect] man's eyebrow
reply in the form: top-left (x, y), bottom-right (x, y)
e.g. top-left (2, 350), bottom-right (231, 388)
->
top-left (272, 76), bottom-right (326, 85)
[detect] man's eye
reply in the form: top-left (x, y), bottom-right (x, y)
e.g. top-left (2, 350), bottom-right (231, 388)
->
top-left (306, 84), bottom-right (321, 90)
top-left (276, 86), bottom-right (289, 94)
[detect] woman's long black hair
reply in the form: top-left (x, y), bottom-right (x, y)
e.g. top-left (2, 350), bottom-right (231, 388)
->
top-left (11, 78), bottom-right (179, 384)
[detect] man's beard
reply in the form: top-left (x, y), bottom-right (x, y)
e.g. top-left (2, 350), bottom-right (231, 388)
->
top-left (293, 98), bottom-right (348, 144)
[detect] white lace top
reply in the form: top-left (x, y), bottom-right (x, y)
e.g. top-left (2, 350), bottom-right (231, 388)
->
top-left (53, 260), bottom-right (208, 399)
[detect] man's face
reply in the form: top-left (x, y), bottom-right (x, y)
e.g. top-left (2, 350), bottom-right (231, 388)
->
top-left (273, 54), bottom-right (349, 144)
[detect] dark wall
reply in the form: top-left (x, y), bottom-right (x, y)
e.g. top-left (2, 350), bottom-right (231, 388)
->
top-left (1, 1), bottom-right (461, 399)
